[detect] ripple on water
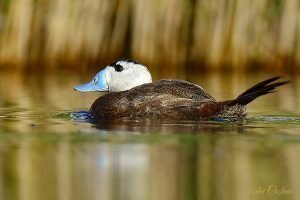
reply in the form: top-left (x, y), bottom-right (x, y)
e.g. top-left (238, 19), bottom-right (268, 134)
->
top-left (71, 110), bottom-right (97, 122)
top-left (249, 115), bottom-right (300, 123)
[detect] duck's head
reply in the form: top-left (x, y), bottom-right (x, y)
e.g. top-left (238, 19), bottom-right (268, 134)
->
top-left (74, 59), bottom-right (152, 92)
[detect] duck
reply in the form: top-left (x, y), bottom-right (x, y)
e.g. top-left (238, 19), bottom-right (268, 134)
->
top-left (74, 59), bottom-right (290, 121)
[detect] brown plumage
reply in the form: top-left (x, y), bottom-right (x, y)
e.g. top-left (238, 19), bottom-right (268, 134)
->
top-left (90, 77), bottom-right (290, 121)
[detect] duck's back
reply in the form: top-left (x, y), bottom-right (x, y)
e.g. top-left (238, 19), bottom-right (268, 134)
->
top-left (123, 79), bottom-right (215, 100)
top-left (91, 80), bottom-right (220, 120)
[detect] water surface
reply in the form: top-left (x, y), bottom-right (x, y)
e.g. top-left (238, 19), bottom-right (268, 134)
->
top-left (0, 71), bottom-right (299, 200)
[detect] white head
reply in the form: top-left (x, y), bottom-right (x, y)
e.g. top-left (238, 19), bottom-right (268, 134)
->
top-left (74, 59), bottom-right (152, 92)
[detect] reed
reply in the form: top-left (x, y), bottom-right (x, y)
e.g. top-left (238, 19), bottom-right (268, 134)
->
top-left (0, 0), bottom-right (299, 72)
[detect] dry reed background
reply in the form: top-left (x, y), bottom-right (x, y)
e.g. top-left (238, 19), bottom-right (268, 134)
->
top-left (0, 0), bottom-right (299, 71)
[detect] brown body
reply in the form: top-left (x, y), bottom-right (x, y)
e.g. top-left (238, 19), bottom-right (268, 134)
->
top-left (90, 77), bottom-right (289, 121)
top-left (91, 80), bottom-right (225, 120)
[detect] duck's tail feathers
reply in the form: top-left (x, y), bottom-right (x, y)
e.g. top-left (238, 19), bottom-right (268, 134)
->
top-left (225, 76), bottom-right (290, 107)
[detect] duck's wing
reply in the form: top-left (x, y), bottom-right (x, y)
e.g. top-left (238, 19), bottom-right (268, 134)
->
top-left (91, 79), bottom-right (216, 120)
top-left (128, 79), bottom-right (215, 102)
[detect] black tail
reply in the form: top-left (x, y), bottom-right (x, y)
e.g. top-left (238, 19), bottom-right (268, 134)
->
top-left (226, 76), bottom-right (290, 106)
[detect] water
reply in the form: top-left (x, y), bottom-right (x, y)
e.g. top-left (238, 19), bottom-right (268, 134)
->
top-left (0, 71), bottom-right (299, 200)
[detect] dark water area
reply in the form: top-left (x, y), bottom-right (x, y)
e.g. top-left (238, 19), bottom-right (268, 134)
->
top-left (0, 71), bottom-right (300, 200)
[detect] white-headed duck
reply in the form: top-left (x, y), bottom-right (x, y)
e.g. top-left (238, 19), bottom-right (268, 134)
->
top-left (74, 59), bottom-right (290, 121)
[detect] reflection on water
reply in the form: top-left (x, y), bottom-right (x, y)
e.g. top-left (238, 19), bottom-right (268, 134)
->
top-left (0, 71), bottom-right (300, 200)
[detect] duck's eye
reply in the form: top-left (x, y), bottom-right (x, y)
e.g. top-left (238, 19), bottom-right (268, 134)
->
top-left (93, 78), bottom-right (97, 83)
top-left (114, 64), bottom-right (124, 72)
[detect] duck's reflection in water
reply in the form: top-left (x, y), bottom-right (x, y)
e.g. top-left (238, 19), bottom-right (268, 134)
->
top-left (94, 119), bottom-right (246, 134)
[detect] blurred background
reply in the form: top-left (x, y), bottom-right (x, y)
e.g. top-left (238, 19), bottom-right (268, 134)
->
top-left (0, 0), bottom-right (299, 73)
top-left (1, 1), bottom-right (300, 200)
